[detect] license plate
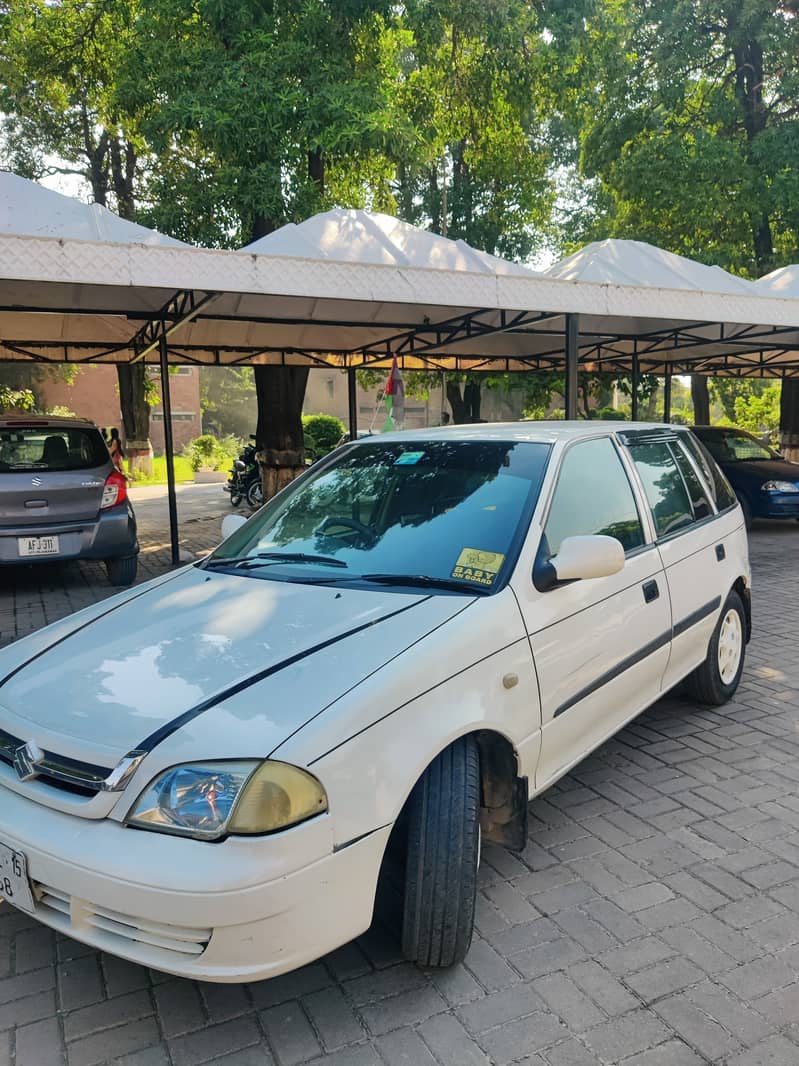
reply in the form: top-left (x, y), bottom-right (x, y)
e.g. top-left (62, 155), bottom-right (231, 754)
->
top-left (18, 535), bottom-right (59, 557)
top-left (0, 842), bottom-right (36, 914)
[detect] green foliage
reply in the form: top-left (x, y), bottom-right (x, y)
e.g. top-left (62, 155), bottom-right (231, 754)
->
top-left (732, 384), bottom-right (782, 442)
top-left (182, 433), bottom-right (242, 472)
top-left (302, 414), bottom-right (347, 459)
top-left (200, 367), bottom-right (258, 439)
top-left (569, 0), bottom-right (799, 276)
top-left (0, 386), bottom-right (35, 411)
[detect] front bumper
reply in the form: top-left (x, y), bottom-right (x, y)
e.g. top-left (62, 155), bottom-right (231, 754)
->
top-left (759, 492), bottom-right (799, 519)
top-left (0, 786), bottom-right (390, 982)
top-left (0, 503), bottom-right (138, 565)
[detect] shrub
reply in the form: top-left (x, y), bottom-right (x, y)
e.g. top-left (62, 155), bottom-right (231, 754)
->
top-left (182, 433), bottom-right (242, 472)
top-left (303, 413), bottom-right (346, 459)
top-left (596, 406), bottom-right (627, 421)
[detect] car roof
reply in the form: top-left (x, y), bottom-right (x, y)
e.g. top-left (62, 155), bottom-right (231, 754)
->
top-left (0, 416), bottom-right (98, 430)
top-left (373, 420), bottom-right (686, 445)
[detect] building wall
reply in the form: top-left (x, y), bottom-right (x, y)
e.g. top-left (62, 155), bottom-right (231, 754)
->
top-left (36, 365), bottom-right (202, 452)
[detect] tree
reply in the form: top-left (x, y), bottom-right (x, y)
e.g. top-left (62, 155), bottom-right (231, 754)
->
top-left (566, 0), bottom-right (799, 449)
top-left (0, 0), bottom-right (155, 470)
top-left (122, 0), bottom-right (409, 497)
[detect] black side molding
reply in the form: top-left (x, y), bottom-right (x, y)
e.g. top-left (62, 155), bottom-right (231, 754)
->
top-left (673, 596), bottom-right (721, 639)
top-left (553, 630), bottom-right (672, 719)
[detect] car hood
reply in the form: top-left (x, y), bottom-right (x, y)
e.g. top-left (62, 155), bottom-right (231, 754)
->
top-left (722, 458), bottom-right (799, 484)
top-left (0, 566), bottom-right (471, 765)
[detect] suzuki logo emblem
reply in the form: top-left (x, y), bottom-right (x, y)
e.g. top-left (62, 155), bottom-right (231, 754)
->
top-left (31, 476), bottom-right (42, 487)
top-left (13, 741), bottom-right (44, 782)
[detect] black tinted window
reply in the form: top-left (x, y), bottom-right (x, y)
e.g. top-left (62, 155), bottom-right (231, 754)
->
top-left (0, 426), bottom-right (108, 472)
top-left (673, 442), bottom-right (713, 520)
top-left (628, 441), bottom-right (694, 537)
top-left (545, 437), bottom-right (645, 555)
top-left (684, 433), bottom-right (737, 510)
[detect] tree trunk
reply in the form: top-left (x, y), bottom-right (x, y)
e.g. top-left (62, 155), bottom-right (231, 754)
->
top-left (254, 365), bottom-right (309, 501)
top-left (117, 362), bottom-right (152, 476)
top-left (779, 379), bottom-right (799, 461)
top-left (691, 375), bottom-right (710, 425)
top-left (446, 380), bottom-right (483, 423)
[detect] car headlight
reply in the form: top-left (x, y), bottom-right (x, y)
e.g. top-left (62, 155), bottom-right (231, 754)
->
top-left (125, 760), bottom-right (327, 840)
top-left (762, 480), bottom-right (799, 493)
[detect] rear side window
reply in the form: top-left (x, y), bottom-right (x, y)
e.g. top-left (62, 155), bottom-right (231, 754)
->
top-left (683, 433), bottom-right (737, 511)
top-left (628, 438), bottom-right (715, 537)
top-left (0, 427), bottom-right (108, 472)
top-left (544, 437), bottom-right (645, 555)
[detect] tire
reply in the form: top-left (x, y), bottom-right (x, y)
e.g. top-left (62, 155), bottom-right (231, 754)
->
top-left (246, 479), bottom-right (263, 508)
top-left (684, 590), bottom-right (746, 706)
top-left (106, 555), bottom-right (138, 587)
top-left (738, 494), bottom-right (753, 530)
top-left (401, 736), bottom-right (480, 968)
top-left (229, 492), bottom-right (243, 508)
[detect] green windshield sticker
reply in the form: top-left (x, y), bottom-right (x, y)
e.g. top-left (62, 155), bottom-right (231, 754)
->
top-left (451, 548), bottom-right (506, 587)
top-left (395, 451), bottom-right (425, 465)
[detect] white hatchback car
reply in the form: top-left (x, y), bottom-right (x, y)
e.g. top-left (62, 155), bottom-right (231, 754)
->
top-left (0, 423), bottom-right (750, 982)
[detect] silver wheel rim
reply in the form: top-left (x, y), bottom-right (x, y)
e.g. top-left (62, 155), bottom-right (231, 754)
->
top-left (717, 608), bottom-right (743, 685)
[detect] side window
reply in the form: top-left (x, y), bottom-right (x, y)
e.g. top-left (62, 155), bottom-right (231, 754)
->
top-left (544, 437), bottom-right (645, 556)
top-left (628, 441), bottom-right (697, 538)
top-left (672, 442), bottom-right (713, 521)
top-left (682, 433), bottom-right (737, 511)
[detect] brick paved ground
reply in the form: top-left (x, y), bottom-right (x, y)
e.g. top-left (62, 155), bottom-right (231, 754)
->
top-left (2, 521), bottom-right (799, 1066)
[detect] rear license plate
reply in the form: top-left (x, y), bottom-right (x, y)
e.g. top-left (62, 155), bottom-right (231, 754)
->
top-left (18, 535), bottom-right (59, 557)
top-left (0, 842), bottom-right (36, 914)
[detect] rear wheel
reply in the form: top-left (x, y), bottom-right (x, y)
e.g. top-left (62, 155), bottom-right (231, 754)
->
top-left (246, 479), bottom-right (263, 508)
top-left (684, 590), bottom-right (745, 705)
top-left (106, 555), bottom-right (137, 587)
top-left (401, 736), bottom-right (480, 968)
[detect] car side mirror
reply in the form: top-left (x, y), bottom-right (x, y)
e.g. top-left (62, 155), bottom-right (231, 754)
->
top-left (221, 514), bottom-right (247, 541)
top-left (535, 534), bottom-right (625, 591)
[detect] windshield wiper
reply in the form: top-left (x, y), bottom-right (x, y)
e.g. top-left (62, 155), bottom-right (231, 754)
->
top-left (204, 551), bottom-right (348, 571)
top-left (358, 573), bottom-right (490, 594)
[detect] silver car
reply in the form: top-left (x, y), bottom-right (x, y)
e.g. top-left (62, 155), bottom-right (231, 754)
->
top-left (0, 417), bottom-right (138, 585)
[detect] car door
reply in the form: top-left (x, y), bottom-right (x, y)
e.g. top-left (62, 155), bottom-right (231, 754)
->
top-left (512, 435), bottom-right (671, 792)
top-left (622, 430), bottom-right (727, 690)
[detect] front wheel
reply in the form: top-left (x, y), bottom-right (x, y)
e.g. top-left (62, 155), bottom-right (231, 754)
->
top-left (229, 491), bottom-right (243, 508)
top-left (684, 591), bottom-right (746, 705)
top-left (106, 555), bottom-right (138, 587)
top-left (401, 736), bottom-right (480, 968)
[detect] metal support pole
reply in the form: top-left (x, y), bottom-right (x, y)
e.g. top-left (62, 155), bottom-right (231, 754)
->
top-left (159, 332), bottom-right (180, 566)
top-left (565, 313), bottom-right (579, 420)
top-left (631, 345), bottom-right (640, 422)
top-left (347, 367), bottom-right (358, 440)
top-left (663, 369), bottom-right (672, 424)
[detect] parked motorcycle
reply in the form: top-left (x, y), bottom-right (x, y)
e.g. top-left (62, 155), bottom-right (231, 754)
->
top-left (224, 436), bottom-right (263, 508)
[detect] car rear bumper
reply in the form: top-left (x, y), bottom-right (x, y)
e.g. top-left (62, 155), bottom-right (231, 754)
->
top-left (0, 503), bottom-right (138, 564)
top-left (0, 784), bottom-right (389, 982)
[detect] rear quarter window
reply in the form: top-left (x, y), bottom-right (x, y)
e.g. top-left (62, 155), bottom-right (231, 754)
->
top-left (683, 433), bottom-right (737, 511)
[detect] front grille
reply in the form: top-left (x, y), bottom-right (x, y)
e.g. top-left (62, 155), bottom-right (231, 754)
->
top-left (35, 882), bottom-right (212, 957)
top-left (0, 728), bottom-right (113, 796)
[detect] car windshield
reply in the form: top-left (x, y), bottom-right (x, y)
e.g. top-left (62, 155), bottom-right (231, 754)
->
top-left (205, 439), bottom-right (551, 592)
top-left (693, 429), bottom-right (775, 463)
top-left (0, 426), bottom-right (108, 472)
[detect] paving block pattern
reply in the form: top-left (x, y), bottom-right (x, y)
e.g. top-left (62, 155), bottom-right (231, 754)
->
top-left (2, 521), bottom-right (799, 1065)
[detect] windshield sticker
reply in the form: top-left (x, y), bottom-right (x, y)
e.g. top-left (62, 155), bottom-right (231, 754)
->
top-left (451, 548), bottom-right (506, 587)
top-left (395, 450), bottom-right (426, 465)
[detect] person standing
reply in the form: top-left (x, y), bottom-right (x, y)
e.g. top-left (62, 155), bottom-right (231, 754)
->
top-left (108, 427), bottom-right (125, 472)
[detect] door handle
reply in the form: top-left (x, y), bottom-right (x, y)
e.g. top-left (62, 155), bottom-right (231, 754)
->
top-left (716, 544), bottom-right (726, 561)
top-left (642, 579), bottom-right (660, 603)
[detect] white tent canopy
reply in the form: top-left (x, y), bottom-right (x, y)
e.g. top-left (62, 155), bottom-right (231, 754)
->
top-left (0, 171), bottom-right (798, 378)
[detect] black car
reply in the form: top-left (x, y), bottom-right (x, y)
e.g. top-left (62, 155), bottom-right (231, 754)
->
top-left (691, 426), bottom-right (799, 528)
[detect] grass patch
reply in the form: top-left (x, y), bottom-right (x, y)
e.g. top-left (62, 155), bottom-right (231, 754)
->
top-left (125, 456), bottom-right (196, 485)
